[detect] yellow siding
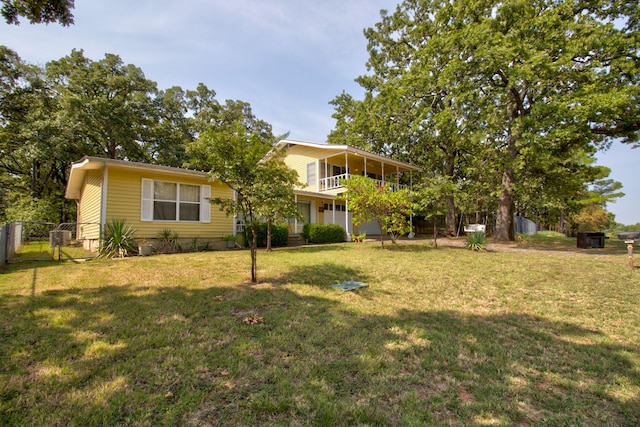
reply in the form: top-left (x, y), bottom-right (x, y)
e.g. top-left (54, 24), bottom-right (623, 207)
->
top-left (283, 145), bottom-right (332, 192)
top-left (78, 169), bottom-right (103, 239)
top-left (105, 166), bottom-right (234, 239)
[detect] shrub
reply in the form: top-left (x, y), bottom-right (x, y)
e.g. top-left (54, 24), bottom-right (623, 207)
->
top-left (353, 232), bottom-right (367, 243)
top-left (302, 224), bottom-right (346, 244)
top-left (245, 222), bottom-right (289, 248)
top-left (466, 230), bottom-right (486, 251)
top-left (99, 219), bottom-right (137, 258)
top-left (158, 229), bottom-right (180, 253)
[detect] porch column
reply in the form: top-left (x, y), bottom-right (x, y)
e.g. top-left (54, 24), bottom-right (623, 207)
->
top-left (364, 156), bottom-right (367, 177)
top-left (345, 195), bottom-right (351, 241)
top-left (396, 165), bottom-right (400, 189)
top-left (294, 194), bottom-right (298, 234)
top-left (381, 162), bottom-right (385, 186)
top-left (332, 199), bottom-right (336, 224)
top-left (345, 152), bottom-right (349, 177)
top-left (324, 158), bottom-right (328, 190)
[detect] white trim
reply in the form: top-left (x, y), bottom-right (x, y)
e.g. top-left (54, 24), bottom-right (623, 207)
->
top-left (274, 139), bottom-right (421, 172)
top-left (294, 194), bottom-right (298, 233)
top-left (141, 178), bottom-right (153, 221)
top-left (200, 185), bottom-right (211, 223)
top-left (141, 178), bottom-right (208, 223)
top-left (310, 200), bottom-right (316, 224)
top-left (100, 164), bottom-right (108, 229)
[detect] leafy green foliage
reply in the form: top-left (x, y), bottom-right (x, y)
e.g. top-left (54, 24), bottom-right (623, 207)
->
top-left (340, 175), bottom-right (414, 247)
top-left (244, 222), bottom-right (289, 248)
top-left (158, 228), bottom-right (179, 253)
top-left (331, 0), bottom-right (639, 242)
top-left (2, 193), bottom-right (59, 222)
top-left (187, 100), bottom-right (295, 280)
top-left (572, 205), bottom-right (613, 232)
top-left (1, 0), bottom-right (74, 26)
top-left (466, 231), bottom-right (487, 252)
top-left (302, 224), bottom-right (345, 244)
top-left (98, 219), bottom-right (136, 258)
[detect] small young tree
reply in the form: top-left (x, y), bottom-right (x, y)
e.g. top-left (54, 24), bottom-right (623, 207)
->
top-left (252, 159), bottom-right (301, 252)
top-left (414, 176), bottom-right (458, 249)
top-left (187, 102), bottom-right (297, 282)
top-left (340, 175), bottom-right (414, 248)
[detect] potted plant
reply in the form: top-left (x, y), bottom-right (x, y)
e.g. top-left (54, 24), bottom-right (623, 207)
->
top-left (138, 239), bottom-right (153, 256)
top-left (223, 234), bottom-right (237, 249)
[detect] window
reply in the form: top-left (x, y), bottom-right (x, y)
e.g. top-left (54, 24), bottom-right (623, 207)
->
top-left (307, 162), bottom-right (316, 186)
top-left (141, 179), bottom-right (210, 222)
top-left (332, 165), bottom-right (347, 176)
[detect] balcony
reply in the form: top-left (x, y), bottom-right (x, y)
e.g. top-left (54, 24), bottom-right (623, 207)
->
top-left (319, 173), bottom-right (410, 192)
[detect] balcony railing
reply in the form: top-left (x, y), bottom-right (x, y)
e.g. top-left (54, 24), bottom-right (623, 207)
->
top-left (318, 173), bottom-right (409, 192)
top-left (319, 173), bottom-right (349, 190)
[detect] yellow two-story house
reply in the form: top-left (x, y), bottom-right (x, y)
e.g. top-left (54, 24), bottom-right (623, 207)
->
top-left (65, 139), bottom-right (420, 249)
top-left (276, 139), bottom-right (421, 239)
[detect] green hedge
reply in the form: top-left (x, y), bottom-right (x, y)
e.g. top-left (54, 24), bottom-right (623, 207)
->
top-left (302, 224), bottom-right (346, 244)
top-left (244, 222), bottom-right (289, 248)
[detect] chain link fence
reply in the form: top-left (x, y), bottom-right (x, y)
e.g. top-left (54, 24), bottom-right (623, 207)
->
top-left (1, 221), bottom-right (102, 264)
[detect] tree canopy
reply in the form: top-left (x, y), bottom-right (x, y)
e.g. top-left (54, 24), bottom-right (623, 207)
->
top-left (186, 102), bottom-right (298, 281)
top-left (2, 0), bottom-right (74, 26)
top-left (340, 175), bottom-right (414, 247)
top-left (330, 0), bottom-right (638, 239)
top-left (0, 47), bottom-right (288, 229)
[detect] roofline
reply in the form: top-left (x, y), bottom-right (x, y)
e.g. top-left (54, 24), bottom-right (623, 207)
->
top-left (276, 139), bottom-right (422, 171)
top-left (65, 156), bottom-right (209, 200)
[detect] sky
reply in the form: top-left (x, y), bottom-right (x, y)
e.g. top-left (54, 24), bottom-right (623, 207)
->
top-left (3, 0), bottom-right (638, 225)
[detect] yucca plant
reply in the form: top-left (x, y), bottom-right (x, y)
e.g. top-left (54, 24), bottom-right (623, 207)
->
top-left (466, 230), bottom-right (486, 251)
top-left (99, 219), bottom-right (137, 258)
top-left (158, 228), bottom-right (180, 253)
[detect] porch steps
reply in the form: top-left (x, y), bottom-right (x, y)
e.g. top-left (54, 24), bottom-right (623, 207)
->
top-left (287, 235), bottom-right (306, 247)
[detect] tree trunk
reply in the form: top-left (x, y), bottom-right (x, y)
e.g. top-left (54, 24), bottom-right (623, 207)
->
top-left (443, 160), bottom-right (457, 234)
top-left (266, 217), bottom-right (272, 252)
top-left (433, 219), bottom-right (438, 249)
top-left (494, 168), bottom-right (515, 241)
top-left (250, 226), bottom-right (257, 282)
top-left (377, 219), bottom-right (385, 248)
top-left (445, 195), bottom-right (456, 234)
top-left (495, 113), bottom-right (519, 242)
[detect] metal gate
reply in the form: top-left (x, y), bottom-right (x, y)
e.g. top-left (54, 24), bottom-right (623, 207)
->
top-left (1, 221), bottom-right (102, 264)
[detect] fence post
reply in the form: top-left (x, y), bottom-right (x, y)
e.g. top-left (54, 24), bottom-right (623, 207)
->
top-left (0, 224), bottom-right (7, 264)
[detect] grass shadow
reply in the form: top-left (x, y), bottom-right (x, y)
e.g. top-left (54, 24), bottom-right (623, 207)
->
top-left (1, 282), bottom-right (638, 425)
top-left (267, 262), bottom-right (369, 288)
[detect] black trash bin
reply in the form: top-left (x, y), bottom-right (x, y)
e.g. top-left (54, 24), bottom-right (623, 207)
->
top-left (577, 232), bottom-right (605, 249)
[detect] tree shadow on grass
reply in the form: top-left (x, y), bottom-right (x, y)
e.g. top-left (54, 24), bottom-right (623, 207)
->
top-left (0, 281), bottom-right (638, 426)
top-left (265, 262), bottom-right (370, 288)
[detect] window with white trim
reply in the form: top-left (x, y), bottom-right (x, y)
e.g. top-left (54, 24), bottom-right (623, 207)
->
top-left (141, 179), bottom-right (211, 223)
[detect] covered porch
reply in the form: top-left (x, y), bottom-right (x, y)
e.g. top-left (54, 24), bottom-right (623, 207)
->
top-left (288, 191), bottom-right (380, 240)
top-left (315, 150), bottom-right (417, 194)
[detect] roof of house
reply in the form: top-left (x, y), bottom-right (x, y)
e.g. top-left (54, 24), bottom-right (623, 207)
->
top-left (66, 140), bottom-right (421, 199)
top-left (274, 139), bottom-right (422, 172)
top-left (65, 156), bottom-right (208, 199)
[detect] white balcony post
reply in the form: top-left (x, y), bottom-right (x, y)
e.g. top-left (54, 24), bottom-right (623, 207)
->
top-left (324, 158), bottom-right (328, 190)
top-left (332, 199), bottom-right (336, 224)
top-left (294, 194), bottom-right (298, 234)
top-left (345, 195), bottom-right (351, 241)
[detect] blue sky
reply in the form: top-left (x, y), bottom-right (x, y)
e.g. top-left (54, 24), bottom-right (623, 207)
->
top-left (4, 0), bottom-right (638, 225)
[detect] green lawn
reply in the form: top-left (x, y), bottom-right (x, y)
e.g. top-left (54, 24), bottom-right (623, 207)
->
top-left (1, 236), bottom-right (639, 426)
top-left (14, 241), bottom-right (94, 261)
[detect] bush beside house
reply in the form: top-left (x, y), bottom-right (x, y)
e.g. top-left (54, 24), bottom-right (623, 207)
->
top-left (302, 224), bottom-right (346, 244)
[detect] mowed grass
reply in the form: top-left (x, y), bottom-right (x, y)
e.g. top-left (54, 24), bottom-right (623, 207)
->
top-left (1, 237), bottom-right (639, 426)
